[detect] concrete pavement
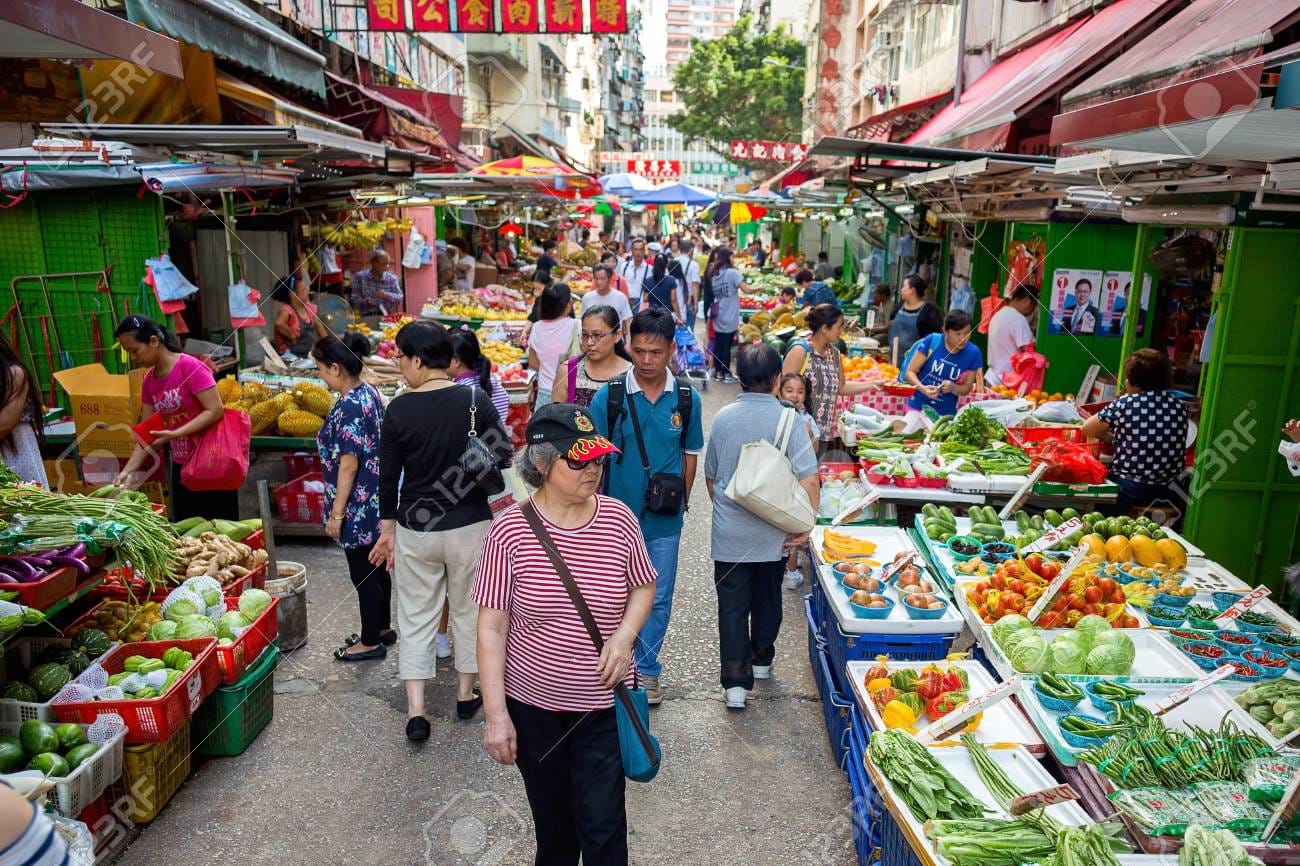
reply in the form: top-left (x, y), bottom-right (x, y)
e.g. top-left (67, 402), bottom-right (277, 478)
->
top-left (113, 378), bottom-right (851, 865)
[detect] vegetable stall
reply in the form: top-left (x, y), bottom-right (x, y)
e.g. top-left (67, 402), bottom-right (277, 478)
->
top-left (808, 491), bottom-right (1300, 866)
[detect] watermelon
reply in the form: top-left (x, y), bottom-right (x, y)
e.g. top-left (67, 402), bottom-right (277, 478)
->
top-left (0, 741), bottom-right (24, 772)
top-left (28, 663), bottom-right (70, 700)
top-left (72, 629), bottom-right (111, 659)
top-left (54, 649), bottom-right (91, 677)
top-left (63, 742), bottom-right (99, 772)
top-left (0, 734), bottom-right (20, 751)
top-left (27, 752), bottom-right (69, 777)
top-left (19, 719), bottom-right (58, 756)
top-left (53, 723), bottom-right (85, 751)
top-left (0, 680), bottom-right (38, 702)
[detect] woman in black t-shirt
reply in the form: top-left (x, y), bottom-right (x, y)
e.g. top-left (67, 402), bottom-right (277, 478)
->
top-left (372, 320), bottom-right (514, 740)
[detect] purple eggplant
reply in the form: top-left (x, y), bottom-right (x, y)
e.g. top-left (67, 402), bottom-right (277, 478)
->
top-left (0, 557), bottom-right (40, 579)
top-left (43, 555), bottom-right (89, 574)
top-left (64, 543), bottom-right (87, 560)
top-left (0, 573), bottom-right (16, 584)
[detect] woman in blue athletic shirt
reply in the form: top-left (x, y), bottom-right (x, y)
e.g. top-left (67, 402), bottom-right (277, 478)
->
top-left (904, 309), bottom-right (983, 417)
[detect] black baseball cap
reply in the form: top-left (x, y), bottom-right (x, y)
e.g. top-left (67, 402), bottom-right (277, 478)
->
top-left (525, 403), bottom-right (620, 463)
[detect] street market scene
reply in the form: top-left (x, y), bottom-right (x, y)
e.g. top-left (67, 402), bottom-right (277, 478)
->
top-left (2, 0), bottom-right (1300, 863)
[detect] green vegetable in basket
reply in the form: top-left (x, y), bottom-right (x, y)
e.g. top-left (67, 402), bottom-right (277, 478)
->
top-left (1044, 824), bottom-right (1124, 866)
top-left (1036, 673), bottom-right (1083, 703)
top-left (0, 740), bottom-right (24, 772)
top-left (1046, 636), bottom-right (1087, 675)
top-left (122, 655), bottom-right (148, 673)
top-left (1179, 823), bottom-right (1264, 865)
top-left (867, 728), bottom-right (986, 822)
top-left (148, 620), bottom-right (178, 641)
top-left (217, 610), bottom-right (250, 640)
top-left (26, 752), bottom-right (69, 777)
top-left (925, 819), bottom-right (1056, 866)
top-left (1009, 632), bottom-right (1049, 673)
top-left (135, 658), bottom-right (165, 675)
top-left (18, 720), bottom-right (57, 756)
top-left (1, 681), bottom-right (38, 702)
top-left (28, 663), bottom-right (70, 700)
top-left (53, 723), bottom-right (84, 751)
top-left (63, 742), bottom-right (99, 772)
top-left (175, 615), bottom-right (217, 640)
top-left (238, 588), bottom-right (272, 621)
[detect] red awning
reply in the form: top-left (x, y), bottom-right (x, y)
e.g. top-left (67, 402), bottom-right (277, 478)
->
top-left (1063, 0), bottom-right (1300, 110)
top-left (324, 70), bottom-right (447, 153)
top-left (908, 0), bottom-right (1179, 151)
top-left (368, 84), bottom-right (464, 151)
top-left (847, 93), bottom-right (950, 142)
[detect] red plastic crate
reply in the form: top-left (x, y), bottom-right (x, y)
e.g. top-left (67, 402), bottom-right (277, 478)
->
top-left (246, 529), bottom-right (264, 551)
top-left (214, 596), bottom-right (279, 686)
top-left (275, 471), bottom-right (326, 525)
top-left (53, 638), bottom-right (220, 744)
top-left (281, 452), bottom-right (321, 478)
top-left (1005, 426), bottom-right (1087, 447)
top-left (818, 461), bottom-right (859, 479)
top-left (4, 565), bottom-right (77, 611)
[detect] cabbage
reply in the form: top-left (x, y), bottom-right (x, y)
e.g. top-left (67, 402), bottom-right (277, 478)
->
top-left (1009, 632), bottom-right (1049, 673)
top-left (238, 588), bottom-right (272, 622)
top-left (1093, 631), bottom-right (1136, 667)
top-left (1047, 636), bottom-right (1087, 675)
top-left (217, 611), bottom-right (250, 640)
top-left (175, 616), bottom-right (217, 640)
top-left (1073, 614), bottom-right (1112, 651)
top-left (1085, 643), bottom-right (1132, 676)
top-left (148, 620), bottom-right (178, 641)
top-left (991, 614), bottom-right (1033, 646)
top-left (999, 627), bottom-right (1036, 657)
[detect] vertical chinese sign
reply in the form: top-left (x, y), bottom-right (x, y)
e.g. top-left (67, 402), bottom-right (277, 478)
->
top-left (412, 0), bottom-right (452, 30)
top-left (366, 0), bottom-right (406, 30)
top-left (501, 0), bottom-right (539, 32)
top-left (815, 0), bottom-right (845, 138)
top-left (589, 0), bottom-right (626, 32)
top-left (457, 0), bottom-right (494, 31)
top-left (548, 0), bottom-right (584, 33)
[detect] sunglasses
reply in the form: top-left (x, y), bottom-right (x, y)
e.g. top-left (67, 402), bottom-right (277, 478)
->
top-left (564, 454), bottom-right (609, 471)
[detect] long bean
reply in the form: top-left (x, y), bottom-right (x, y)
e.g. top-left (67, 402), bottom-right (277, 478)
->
top-left (961, 735), bottom-right (1063, 840)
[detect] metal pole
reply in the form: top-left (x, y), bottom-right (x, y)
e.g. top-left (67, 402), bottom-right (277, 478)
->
top-left (954, 0), bottom-right (970, 106)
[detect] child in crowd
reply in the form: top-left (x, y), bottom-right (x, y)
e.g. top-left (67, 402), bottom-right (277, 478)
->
top-left (779, 373), bottom-right (819, 590)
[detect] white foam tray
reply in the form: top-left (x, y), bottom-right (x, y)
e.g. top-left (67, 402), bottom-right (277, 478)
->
top-left (846, 659), bottom-right (1045, 755)
top-left (979, 626), bottom-right (1203, 682)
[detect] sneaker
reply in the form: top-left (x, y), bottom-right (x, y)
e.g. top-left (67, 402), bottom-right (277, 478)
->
top-left (643, 675), bottom-right (663, 706)
top-left (435, 633), bottom-right (452, 660)
top-left (783, 569), bottom-right (804, 590)
top-left (720, 373), bottom-right (737, 384)
top-left (752, 665), bottom-right (771, 680)
top-left (724, 687), bottom-right (748, 709)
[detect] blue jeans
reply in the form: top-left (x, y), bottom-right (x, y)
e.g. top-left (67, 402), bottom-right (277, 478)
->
top-left (635, 533), bottom-right (681, 678)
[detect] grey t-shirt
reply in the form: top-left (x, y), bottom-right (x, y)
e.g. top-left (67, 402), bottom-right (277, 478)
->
top-left (705, 393), bottom-right (818, 563)
top-left (712, 267), bottom-right (742, 333)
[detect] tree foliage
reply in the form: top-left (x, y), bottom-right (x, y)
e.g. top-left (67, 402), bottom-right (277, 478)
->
top-left (667, 16), bottom-right (804, 158)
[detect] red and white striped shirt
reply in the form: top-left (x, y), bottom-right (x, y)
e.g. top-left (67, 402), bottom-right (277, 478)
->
top-left (474, 495), bottom-right (657, 712)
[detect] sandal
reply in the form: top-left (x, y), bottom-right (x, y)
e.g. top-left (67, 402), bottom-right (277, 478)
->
top-left (334, 644), bottom-right (387, 662)
top-left (344, 630), bottom-right (397, 647)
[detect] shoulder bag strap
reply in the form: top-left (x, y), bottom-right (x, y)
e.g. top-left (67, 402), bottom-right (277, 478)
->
top-left (775, 407), bottom-right (795, 452)
top-left (624, 388), bottom-right (652, 476)
top-left (466, 383), bottom-right (478, 436)
top-left (676, 382), bottom-right (692, 454)
top-left (519, 501), bottom-right (657, 759)
top-left (567, 356), bottom-right (580, 397)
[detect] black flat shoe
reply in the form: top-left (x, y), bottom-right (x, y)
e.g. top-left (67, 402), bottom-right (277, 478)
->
top-left (334, 644), bottom-right (386, 661)
top-left (406, 716), bottom-right (431, 741)
top-left (344, 630), bottom-right (397, 647)
top-left (457, 689), bottom-right (483, 721)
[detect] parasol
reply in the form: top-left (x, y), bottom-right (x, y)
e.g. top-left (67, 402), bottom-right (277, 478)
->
top-left (633, 182), bottom-right (718, 206)
top-left (598, 172), bottom-right (655, 197)
top-left (469, 155), bottom-right (581, 178)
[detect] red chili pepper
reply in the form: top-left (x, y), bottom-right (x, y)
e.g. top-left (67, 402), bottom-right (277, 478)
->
top-left (1221, 634), bottom-right (1252, 644)
top-left (1188, 644), bottom-right (1224, 658)
top-left (1231, 662), bottom-right (1259, 676)
top-left (1245, 651), bottom-right (1286, 667)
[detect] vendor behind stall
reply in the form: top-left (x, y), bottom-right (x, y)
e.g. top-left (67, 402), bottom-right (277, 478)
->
top-left (272, 264), bottom-right (327, 356)
top-left (112, 316), bottom-right (236, 520)
top-left (985, 286), bottom-right (1039, 385)
top-left (1082, 349), bottom-right (1189, 512)
top-left (903, 309), bottom-right (982, 421)
top-left (351, 250), bottom-right (404, 316)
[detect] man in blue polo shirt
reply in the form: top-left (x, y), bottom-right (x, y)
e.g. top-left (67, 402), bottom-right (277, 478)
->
top-left (590, 307), bottom-right (704, 706)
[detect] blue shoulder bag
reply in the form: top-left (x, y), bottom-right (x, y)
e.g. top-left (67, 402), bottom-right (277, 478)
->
top-left (520, 501), bottom-right (662, 782)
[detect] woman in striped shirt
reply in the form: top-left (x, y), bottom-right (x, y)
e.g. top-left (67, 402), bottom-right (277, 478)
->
top-left (475, 402), bottom-right (656, 866)
top-left (0, 782), bottom-right (70, 865)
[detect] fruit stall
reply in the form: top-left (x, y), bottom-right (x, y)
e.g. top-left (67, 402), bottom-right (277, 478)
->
top-left (0, 482), bottom-right (285, 861)
top-left (807, 497), bottom-right (1300, 866)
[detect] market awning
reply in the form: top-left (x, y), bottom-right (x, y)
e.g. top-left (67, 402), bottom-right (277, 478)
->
top-left (218, 74), bottom-right (363, 139)
top-left (0, 0), bottom-right (183, 78)
top-left (124, 0), bottom-right (325, 96)
top-left (845, 93), bottom-right (950, 142)
top-left (496, 122), bottom-right (560, 162)
top-left (369, 84), bottom-right (464, 150)
top-left (908, 0), bottom-right (1179, 151)
top-left (323, 71), bottom-right (447, 154)
top-left (38, 123), bottom-right (386, 163)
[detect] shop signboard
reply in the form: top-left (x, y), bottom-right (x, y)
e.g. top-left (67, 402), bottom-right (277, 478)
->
top-left (728, 141), bottom-right (808, 163)
top-left (628, 159), bottom-right (681, 181)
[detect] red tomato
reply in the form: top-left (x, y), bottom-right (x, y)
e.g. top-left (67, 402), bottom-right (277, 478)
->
top-left (1025, 553), bottom-right (1043, 573)
top-left (1098, 577), bottom-right (1117, 595)
top-left (990, 574), bottom-right (1006, 591)
top-left (1084, 586), bottom-right (1102, 604)
top-left (1110, 590), bottom-right (1126, 605)
top-left (975, 581), bottom-right (990, 595)
top-left (1054, 595), bottom-right (1070, 612)
top-left (1039, 611), bottom-right (1062, 629)
top-left (1009, 579), bottom-right (1026, 596)
top-left (1068, 595), bottom-right (1086, 611)
top-left (1120, 614), bottom-right (1140, 629)
top-left (1083, 603), bottom-right (1097, 616)
top-left (1040, 562), bottom-right (1061, 580)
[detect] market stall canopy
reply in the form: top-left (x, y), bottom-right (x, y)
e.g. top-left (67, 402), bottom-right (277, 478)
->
top-left (598, 172), bottom-right (655, 197)
top-left (124, 0), bottom-right (326, 96)
top-left (323, 70), bottom-right (448, 154)
top-left (0, 0), bottom-right (183, 78)
top-left (218, 74), bottom-right (363, 140)
top-left (632, 182), bottom-right (717, 205)
top-left (469, 154), bottom-right (584, 180)
top-left (38, 123), bottom-right (386, 164)
top-left (846, 93), bottom-right (950, 143)
top-left (907, 0), bottom-right (1180, 151)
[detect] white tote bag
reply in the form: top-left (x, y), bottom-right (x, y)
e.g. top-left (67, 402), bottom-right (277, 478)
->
top-left (724, 407), bottom-right (815, 533)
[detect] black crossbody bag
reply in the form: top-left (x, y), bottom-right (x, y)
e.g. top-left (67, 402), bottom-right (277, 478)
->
top-left (624, 393), bottom-right (686, 517)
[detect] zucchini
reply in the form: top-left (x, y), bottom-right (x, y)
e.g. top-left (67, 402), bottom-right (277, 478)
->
top-left (1031, 515), bottom-right (1045, 530)
top-left (970, 522), bottom-right (1005, 539)
top-left (939, 506), bottom-right (955, 524)
top-left (922, 503), bottom-right (939, 519)
top-left (1015, 511), bottom-right (1031, 531)
top-left (1044, 509), bottom-right (1063, 527)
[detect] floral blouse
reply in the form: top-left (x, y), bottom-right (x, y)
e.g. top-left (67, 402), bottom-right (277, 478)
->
top-left (316, 383), bottom-right (384, 549)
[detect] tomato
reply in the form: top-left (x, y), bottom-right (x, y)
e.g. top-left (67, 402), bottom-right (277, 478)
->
top-left (1006, 593), bottom-right (1025, 611)
top-left (975, 606), bottom-right (986, 619)
top-left (1040, 562), bottom-right (1061, 580)
top-left (1082, 603), bottom-right (1097, 616)
top-left (1009, 579), bottom-right (1026, 596)
top-left (983, 615), bottom-right (996, 624)
top-left (975, 581), bottom-right (990, 595)
top-left (1110, 589), bottom-right (1126, 605)
top-left (990, 574), bottom-right (1006, 591)
top-left (1084, 586), bottom-right (1102, 604)
top-left (1038, 611), bottom-right (1062, 629)
top-left (1098, 577), bottom-right (1117, 595)
top-left (1120, 615), bottom-right (1140, 629)
top-left (1025, 553), bottom-right (1043, 574)
top-left (1054, 595), bottom-right (1070, 612)
top-left (1068, 595), bottom-right (1086, 611)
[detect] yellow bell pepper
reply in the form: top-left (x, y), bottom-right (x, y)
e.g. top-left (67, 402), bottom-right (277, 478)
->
top-left (962, 711), bottom-right (983, 732)
top-left (866, 677), bottom-right (893, 695)
top-left (881, 700), bottom-right (917, 730)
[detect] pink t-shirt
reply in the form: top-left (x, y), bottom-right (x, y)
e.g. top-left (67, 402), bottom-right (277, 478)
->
top-left (530, 318), bottom-right (579, 392)
top-left (141, 353), bottom-right (216, 464)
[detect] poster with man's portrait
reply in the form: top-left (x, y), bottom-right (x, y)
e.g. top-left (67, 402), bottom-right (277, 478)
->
top-left (1101, 272), bottom-right (1130, 337)
top-left (1048, 269), bottom-right (1103, 335)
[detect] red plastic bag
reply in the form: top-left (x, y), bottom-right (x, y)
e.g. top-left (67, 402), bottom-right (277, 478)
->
top-left (977, 282), bottom-right (1005, 335)
top-left (1002, 348), bottom-right (1048, 393)
top-left (1026, 440), bottom-right (1108, 485)
top-left (180, 409), bottom-right (251, 491)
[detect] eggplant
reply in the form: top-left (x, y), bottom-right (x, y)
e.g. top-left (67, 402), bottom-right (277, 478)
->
top-left (0, 573), bottom-right (16, 584)
top-left (0, 557), bottom-right (39, 579)
top-left (64, 543), bottom-right (88, 560)
top-left (44, 555), bottom-right (90, 575)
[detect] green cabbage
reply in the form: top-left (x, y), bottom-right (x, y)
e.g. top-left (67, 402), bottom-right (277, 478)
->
top-left (148, 620), bottom-right (178, 641)
top-left (991, 614), bottom-right (1033, 646)
top-left (999, 627), bottom-right (1036, 657)
top-left (164, 596), bottom-right (201, 622)
top-left (1009, 632), bottom-right (1049, 673)
top-left (217, 611), bottom-right (250, 640)
top-left (1092, 631), bottom-right (1136, 667)
top-left (1086, 643), bottom-right (1132, 676)
top-left (238, 588), bottom-right (272, 622)
top-left (1073, 614), bottom-right (1112, 652)
top-left (175, 616), bottom-right (217, 640)
top-left (1047, 636), bottom-right (1087, 675)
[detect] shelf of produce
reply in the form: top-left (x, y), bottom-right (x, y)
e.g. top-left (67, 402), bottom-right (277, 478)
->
top-left (1017, 678), bottom-right (1274, 767)
top-left (845, 659), bottom-right (1046, 756)
top-left (4, 573), bottom-right (105, 644)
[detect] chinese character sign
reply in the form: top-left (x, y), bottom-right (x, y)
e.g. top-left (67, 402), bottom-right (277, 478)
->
top-left (367, 0), bottom-right (406, 30)
top-left (457, 0), bottom-right (493, 30)
top-left (501, 0), bottom-right (538, 31)
top-left (629, 159), bottom-right (680, 181)
top-left (589, 0), bottom-right (626, 32)
top-left (362, 0), bottom-right (624, 31)
top-left (728, 141), bottom-right (807, 163)
top-left (413, 0), bottom-right (452, 30)
top-left (548, 0), bottom-right (583, 32)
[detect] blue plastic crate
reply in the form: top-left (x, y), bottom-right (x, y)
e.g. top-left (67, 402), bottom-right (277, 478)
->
top-left (878, 800), bottom-right (923, 866)
top-left (847, 704), bottom-right (884, 863)
top-left (809, 601), bottom-right (853, 773)
top-left (824, 618), bottom-right (956, 692)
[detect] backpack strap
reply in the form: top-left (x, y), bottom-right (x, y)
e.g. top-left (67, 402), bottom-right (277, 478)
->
top-left (567, 356), bottom-right (580, 399)
top-left (603, 372), bottom-right (628, 495)
top-left (675, 379), bottom-right (693, 452)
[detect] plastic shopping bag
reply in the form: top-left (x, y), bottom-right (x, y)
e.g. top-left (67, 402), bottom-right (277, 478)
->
top-left (402, 227), bottom-right (427, 269)
top-left (228, 281), bottom-right (265, 329)
top-left (1027, 440), bottom-right (1108, 485)
top-left (1003, 348), bottom-right (1048, 394)
top-left (145, 255), bottom-right (199, 302)
top-left (180, 409), bottom-right (251, 491)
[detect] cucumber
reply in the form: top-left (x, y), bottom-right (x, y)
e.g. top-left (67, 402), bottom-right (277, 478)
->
top-left (1044, 509), bottom-right (1064, 527)
top-left (922, 503), bottom-right (939, 519)
top-left (983, 506), bottom-right (1001, 525)
top-left (939, 506), bottom-right (955, 524)
top-left (970, 522), bottom-right (1005, 539)
top-left (1031, 515), bottom-right (1045, 530)
top-left (966, 506), bottom-right (982, 522)
top-left (1061, 507), bottom-right (1080, 522)
top-left (1015, 512), bottom-right (1031, 531)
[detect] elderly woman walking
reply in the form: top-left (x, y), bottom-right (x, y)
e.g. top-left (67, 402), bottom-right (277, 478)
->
top-left (705, 344), bottom-right (820, 709)
top-left (476, 403), bottom-right (656, 866)
top-left (372, 320), bottom-right (513, 740)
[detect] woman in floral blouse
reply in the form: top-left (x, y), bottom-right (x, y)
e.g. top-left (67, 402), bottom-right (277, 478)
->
top-left (313, 333), bottom-right (391, 661)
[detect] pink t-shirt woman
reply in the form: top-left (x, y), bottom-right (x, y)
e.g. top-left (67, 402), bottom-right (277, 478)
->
top-left (140, 353), bottom-right (216, 464)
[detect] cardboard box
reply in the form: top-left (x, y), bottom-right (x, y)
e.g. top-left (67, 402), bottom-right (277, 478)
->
top-left (53, 365), bottom-right (147, 458)
top-left (42, 459), bottom-right (86, 494)
top-left (473, 264), bottom-right (499, 288)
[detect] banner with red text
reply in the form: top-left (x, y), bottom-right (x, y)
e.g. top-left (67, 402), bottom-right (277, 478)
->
top-left (366, 0), bottom-right (407, 30)
top-left (411, 0), bottom-right (452, 30)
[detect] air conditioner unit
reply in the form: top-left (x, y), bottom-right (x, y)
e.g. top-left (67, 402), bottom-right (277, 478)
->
top-left (870, 31), bottom-right (896, 51)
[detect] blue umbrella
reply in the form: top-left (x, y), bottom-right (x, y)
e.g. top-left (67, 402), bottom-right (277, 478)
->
top-left (598, 172), bottom-right (655, 197)
top-left (633, 182), bottom-right (717, 206)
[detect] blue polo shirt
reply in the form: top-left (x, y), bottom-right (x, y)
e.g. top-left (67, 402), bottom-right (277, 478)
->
top-left (589, 371), bottom-right (704, 541)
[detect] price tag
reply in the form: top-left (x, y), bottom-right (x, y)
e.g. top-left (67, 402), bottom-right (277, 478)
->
top-left (1262, 770), bottom-right (1300, 843)
top-left (1024, 545), bottom-right (1090, 623)
top-left (880, 553), bottom-right (916, 585)
top-left (915, 677), bottom-right (1020, 744)
top-left (1020, 517), bottom-right (1085, 555)
top-left (1155, 665), bottom-right (1235, 715)
top-left (186, 671), bottom-right (203, 712)
top-left (1214, 585), bottom-right (1271, 628)
top-left (1010, 784), bottom-right (1079, 816)
top-left (999, 463), bottom-right (1049, 520)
